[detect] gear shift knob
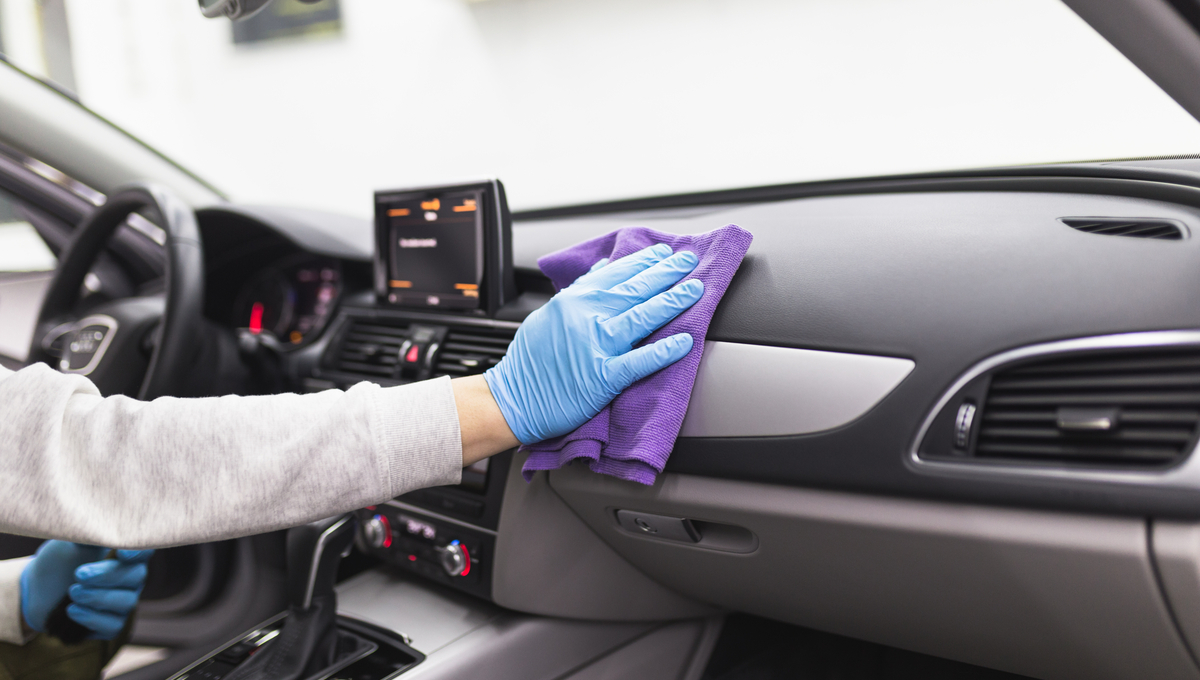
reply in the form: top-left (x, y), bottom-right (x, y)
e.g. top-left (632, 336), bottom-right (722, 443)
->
top-left (226, 514), bottom-right (359, 680)
top-left (287, 513), bottom-right (356, 611)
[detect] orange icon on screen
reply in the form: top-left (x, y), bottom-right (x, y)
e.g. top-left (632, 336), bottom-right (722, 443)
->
top-left (420, 198), bottom-right (441, 211)
top-left (453, 199), bottom-right (477, 213)
top-left (388, 208), bottom-right (410, 217)
top-left (390, 280), bottom-right (413, 288)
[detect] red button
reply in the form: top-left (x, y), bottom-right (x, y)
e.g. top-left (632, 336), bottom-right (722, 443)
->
top-left (406, 346), bottom-right (420, 363)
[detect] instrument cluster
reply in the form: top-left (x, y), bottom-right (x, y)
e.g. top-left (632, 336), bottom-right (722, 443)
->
top-left (232, 255), bottom-right (342, 349)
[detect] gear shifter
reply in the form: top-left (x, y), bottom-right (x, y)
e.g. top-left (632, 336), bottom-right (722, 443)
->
top-left (225, 514), bottom-right (356, 680)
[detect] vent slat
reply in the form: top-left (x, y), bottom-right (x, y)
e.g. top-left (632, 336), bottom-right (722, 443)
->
top-left (442, 342), bottom-right (508, 356)
top-left (979, 426), bottom-right (1194, 444)
top-left (335, 361), bottom-right (395, 377)
top-left (434, 329), bottom-right (515, 378)
top-left (1061, 217), bottom-right (1185, 240)
top-left (991, 372), bottom-right (1200, 391)
top-left (328, 319), bottom-right (408, 379)
top-left (972, 346), bottom-right (1200, 467)
top-left (1007, 355), bottom-right (1200, 376)
top-left (983, 409), bottom-right (1200, 425)
top-left (339, 354), bottom-right (398, 366)
top-left (988, 392), bottom-right (1200, 407)
top-left (445, 332), bottom-right (511, 346)
top-left (975, 442), bottom-right (1180, 463)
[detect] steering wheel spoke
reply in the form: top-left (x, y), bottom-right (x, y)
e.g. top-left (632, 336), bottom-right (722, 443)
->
top-left (27, 183), bottom-right (204, 399)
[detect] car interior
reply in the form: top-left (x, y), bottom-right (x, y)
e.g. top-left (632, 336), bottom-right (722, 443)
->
top-left (7, 1), bottom-right (1200, 679)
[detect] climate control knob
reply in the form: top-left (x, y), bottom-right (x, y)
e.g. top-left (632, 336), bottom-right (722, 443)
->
top-left (436, 542), bottom-right (470, 577)
top-left (363, 515), bottom-right (391, 549)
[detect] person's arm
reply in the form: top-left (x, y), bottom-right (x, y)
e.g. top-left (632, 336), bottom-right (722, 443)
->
top-left (0, 380), bottom-right (502, 647)
top-left (0, 243), bottom-right (700, 549)
top-left (0, 558), bottom-right (32, 645)
top-left (453, 375), bottom-right (519, 466)
top-left (0, 364), bottom-right (464, 548)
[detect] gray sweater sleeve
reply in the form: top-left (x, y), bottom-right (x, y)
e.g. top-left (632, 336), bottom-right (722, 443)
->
top-left (0, 363), bottom-right (462, 549)
top-left (0, 557), bottom-right (29, 645)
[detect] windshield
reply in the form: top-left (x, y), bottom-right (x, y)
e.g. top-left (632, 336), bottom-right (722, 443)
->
top-left (2, 0), bottom-right (1199, 215)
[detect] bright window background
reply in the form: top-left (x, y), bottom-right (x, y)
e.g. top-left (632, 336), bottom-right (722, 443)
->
top-left (3, 0), bottom-right (1200, 216)
top-left (0, 194), bottom-right (54, 272)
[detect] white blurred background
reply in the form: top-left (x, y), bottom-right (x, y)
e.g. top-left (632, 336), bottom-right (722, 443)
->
top-left (2, 0), bottom-right (1200, 216)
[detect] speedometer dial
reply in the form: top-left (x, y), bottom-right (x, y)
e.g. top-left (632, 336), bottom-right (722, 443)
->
top-left (233, 256), bottom-right (341, 348)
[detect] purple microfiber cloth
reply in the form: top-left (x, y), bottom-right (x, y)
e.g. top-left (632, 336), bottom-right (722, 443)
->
top-left (522, 224), bottom-right (754, 485)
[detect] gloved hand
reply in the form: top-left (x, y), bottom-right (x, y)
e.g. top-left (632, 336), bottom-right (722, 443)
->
top-left (485, 243), bottom-right (704, 445)
top-left (21, 540), bottom-right (153, 640)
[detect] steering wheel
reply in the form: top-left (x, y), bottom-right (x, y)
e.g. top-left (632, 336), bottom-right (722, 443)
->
top-left (27, 183), bottom-right (206, 400)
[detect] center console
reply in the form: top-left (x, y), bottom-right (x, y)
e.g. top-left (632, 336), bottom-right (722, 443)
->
top-left (353, 451), bottom-right (511, 601)
top-left (300, 180), bottom-right (523, 604)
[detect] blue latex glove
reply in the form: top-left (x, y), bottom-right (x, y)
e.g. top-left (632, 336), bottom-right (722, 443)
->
top-left (485, 243), bottom-right (704, 445)
top-left (21, 541), bottom-right (153, 640)
top-left (67, 549), bottom-right (154, 639)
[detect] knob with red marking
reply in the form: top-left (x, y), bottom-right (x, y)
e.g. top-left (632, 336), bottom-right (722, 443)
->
top-left (363, 514), bottom-right (392, 549)
top-left (436, 541), bottom-right (470, 577)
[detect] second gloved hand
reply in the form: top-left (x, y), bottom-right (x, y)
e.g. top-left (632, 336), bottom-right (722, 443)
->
top-left (484, 243), bottom-right (704, 445)
top-left (21, 541), bottom-right (153, 641)
top-left (21, 541), bottom-right (105, 634)
top-left (67, 549), bottom-right (154, 639)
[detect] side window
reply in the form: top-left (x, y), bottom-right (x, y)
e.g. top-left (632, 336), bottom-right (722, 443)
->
top-left (0, 189), bottom-right (58, 365)
top-left (0, 191), bottom-right (57, 274)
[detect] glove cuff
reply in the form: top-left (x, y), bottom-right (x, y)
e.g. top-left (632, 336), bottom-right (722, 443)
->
top-left (18, 561), bottom-right (39, 634)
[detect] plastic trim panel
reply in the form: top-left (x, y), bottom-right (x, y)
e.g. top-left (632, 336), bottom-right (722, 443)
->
top-left (549, 466), bottom-right (1200, 680)
top-left (680, 341), bottom-right (914, 438)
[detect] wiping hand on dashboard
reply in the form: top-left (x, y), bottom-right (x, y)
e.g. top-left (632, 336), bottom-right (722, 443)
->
top-left (0, 247), bottom-right (699, 552)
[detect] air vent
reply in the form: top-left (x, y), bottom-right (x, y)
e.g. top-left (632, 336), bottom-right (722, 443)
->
top-left (1060, 217), bottom-right (1185, 240)
top-left (973, 348), bottom-right (1200, 466)
top-left (330, 319), bottom-right (408, 378)
top-left (435, 328), bottom-right (513, 377)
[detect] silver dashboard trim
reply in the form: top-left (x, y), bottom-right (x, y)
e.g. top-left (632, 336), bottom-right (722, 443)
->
top-left (907, 329), bottom-right (1200, 488)
top-left (678, 341), bottom-right (915, 438)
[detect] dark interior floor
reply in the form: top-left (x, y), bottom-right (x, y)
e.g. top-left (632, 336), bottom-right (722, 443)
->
top-left (701, 614), bottom-right (1032, 680)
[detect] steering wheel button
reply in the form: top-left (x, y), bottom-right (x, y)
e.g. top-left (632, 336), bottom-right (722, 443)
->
top-left (57, 318), bottom-right (118, 376)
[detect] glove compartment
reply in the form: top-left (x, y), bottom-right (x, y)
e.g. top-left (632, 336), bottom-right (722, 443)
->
top-left (548, 465), bottom-right (1200, 680)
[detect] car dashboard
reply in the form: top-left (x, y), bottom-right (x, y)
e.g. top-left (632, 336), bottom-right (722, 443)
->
top-left (193, 159), bottom-right (1200, 680)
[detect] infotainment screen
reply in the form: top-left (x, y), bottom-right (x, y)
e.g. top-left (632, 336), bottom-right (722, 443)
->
top-left (381, 190), bottom-right (483, 310)
top-left (374, 180), bottom-right (513, 316)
